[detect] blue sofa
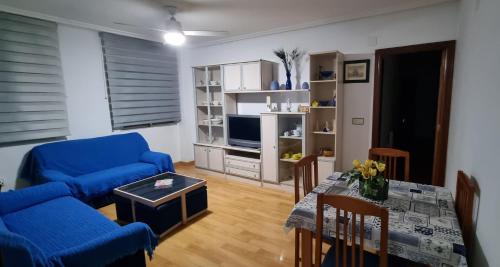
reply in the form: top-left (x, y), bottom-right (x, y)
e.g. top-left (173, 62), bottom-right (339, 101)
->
top-left (26, 133), bottom-right (175, 204)
top-left (0, 182), bottom-right (158, 267)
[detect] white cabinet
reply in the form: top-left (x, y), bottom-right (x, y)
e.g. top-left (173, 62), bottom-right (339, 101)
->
top-left (241, 62), bottom-right (261, 90)
top-left (261, 114), bottom-right (278, 183)
top-left (194, 145), bottom-right (224, 172)
top-left (318, 157), bottom-right (335, 183)
top-left (207, 147), bottom-right (224, 172)
top-left (222, 60), bottom-right (275, 92)
top-left (222, 64), bottom-right (241, 91)
top-left (194, 145), bottom-right (208, 169)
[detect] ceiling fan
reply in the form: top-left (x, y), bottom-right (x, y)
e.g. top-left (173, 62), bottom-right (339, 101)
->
top-left (115, 6), bottom-right (228, 46)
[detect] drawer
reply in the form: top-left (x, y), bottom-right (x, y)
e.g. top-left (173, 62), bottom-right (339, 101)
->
top-left (226, 166), bottom-right (260, 179)
top-left (225, 158), bottom-right (260, 172)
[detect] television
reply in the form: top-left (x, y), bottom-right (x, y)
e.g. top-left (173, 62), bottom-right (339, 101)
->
top-left (227, 114), bottom-right (261, 148)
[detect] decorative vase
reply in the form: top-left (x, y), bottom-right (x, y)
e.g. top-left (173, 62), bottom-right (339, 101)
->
top-left (359, 178), bottom-right (389, 201)
top-left (270, 80), bottom-right (279, 90)
top-left (301, 82), bottom-right (309, 90)
top-left (285, 71), bottom-right (292, 90)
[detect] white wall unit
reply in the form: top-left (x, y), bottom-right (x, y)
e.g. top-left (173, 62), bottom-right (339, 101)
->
top-left (241, 62), bottom-right (261, 90)
top-left (225, 154), bottom-right (261, 180)
top-left (194, 144), bottom-right (224, 172)
top-left (222, 60), bottom-right (276, 92)
top-left (222, 64), bottom-right (241, 91)
top-left (194, 145), bottom-right (209, 169)
top-left (261, 113), bottom-right (279, 183)
top-left (207, 147), bottom-right (224, 172)
top-left (318, 157), bottom-right (335, 183)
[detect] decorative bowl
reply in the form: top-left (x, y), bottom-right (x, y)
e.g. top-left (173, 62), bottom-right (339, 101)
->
top-left (319, 71), bottom-right (334, 80)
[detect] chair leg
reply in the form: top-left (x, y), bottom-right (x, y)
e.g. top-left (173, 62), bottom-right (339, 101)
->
top-left (295, 228), bottom-right (300, 267)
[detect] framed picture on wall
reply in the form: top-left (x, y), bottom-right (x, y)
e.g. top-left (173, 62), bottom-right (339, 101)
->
top-left (344, 59), bottom-right (370, 83)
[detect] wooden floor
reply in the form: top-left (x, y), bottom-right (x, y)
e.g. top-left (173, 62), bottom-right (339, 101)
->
top-left (99, 163), bottom-right (296, 267)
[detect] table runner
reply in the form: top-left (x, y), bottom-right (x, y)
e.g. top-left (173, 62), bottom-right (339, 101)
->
top-left (284, 173), bottom-right (468, 267)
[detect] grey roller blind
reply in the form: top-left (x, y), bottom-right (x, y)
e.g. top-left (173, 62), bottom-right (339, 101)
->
top-left (99, 32), bottom-right (180, 130)
top-left (0, 12), bottom-right (69, 144)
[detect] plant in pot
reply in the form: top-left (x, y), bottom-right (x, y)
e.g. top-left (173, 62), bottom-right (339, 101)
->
top-left (344, 159), bottom-right (389, 201)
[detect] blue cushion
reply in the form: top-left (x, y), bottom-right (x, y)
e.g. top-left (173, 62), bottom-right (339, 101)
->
top-left (3, 196), bottom-right (120, 257)
top-left (322, 244), bottom-right (380, 267)
top-left (30, 133), bottom-right (150, 177)
top-left (72, 163), bottom-right (158, 200)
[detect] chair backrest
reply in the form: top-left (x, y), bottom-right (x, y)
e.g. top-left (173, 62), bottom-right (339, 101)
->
top-left (315, 194), bottom-right (388, 267)
top-left (293, 155), bottom-right (318, 204)
top-left (369, 147), bottom-right (410, 181)
top-left (455, 170), bottom-right (477, 257)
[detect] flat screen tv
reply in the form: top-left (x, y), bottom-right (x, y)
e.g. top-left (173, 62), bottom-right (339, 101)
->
top-left (227, 114), bottom-right (261, 149)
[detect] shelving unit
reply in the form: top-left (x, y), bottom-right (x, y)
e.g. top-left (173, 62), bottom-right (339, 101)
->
top-left (193, 65), bottom-right (225, 146)
top-left (308, 51), bottom-right (344, 175)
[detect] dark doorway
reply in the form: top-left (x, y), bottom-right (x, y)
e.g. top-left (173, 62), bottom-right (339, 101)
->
top-left (372, 41), bottom-right (455, 186)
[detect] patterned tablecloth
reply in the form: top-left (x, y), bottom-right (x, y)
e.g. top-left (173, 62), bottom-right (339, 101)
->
top-left (284, 173), bottom-right (468, 267)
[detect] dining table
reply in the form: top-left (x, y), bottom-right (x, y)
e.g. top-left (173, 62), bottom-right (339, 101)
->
top-left (284, 172), bottom-right (468, 267)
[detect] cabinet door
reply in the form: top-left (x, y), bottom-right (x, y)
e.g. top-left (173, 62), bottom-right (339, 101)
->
top-left (207, 147), bottom-right (224, 172)
top-left (223, 64), bottom-right (241, 91)
top-left (261, 114), bottom-right (278, 182)
top-left (318, 160), bottom-right (334, 183)
top-left (194, 145), bottom-right (208, 169)
top-left (241, 62), bottom-right (261, 90)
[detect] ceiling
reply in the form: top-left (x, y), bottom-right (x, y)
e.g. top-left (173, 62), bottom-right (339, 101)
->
top-left (0, 0), bottom-right (452, 46)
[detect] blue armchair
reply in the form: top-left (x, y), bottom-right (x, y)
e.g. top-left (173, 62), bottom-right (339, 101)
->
top-left (0, 182), bottom-right (158, 267)
top-left (25, 133), bottom-right (175, 204)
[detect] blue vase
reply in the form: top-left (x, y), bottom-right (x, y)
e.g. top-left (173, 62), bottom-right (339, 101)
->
top-left (285, 71), bottom-right (292, 90)
top-left (270, 80), bottom-right (279, 90)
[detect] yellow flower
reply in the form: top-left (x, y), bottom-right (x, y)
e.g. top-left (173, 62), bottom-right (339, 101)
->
top-left (361, 170), bottom-right (369, 179)
top-left (365, 159), bottom-right (373, 167)
top-left (369, 168), bottom-right (377, 177)
top-left (376, 162), bottom-right (386, 172)
top-left (353, 159), bottom-right (361, 168)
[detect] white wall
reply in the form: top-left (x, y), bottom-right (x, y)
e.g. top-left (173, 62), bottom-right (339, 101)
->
top-left (445, 0), bottom-right (500, 265)
top-left (0, 25), bottom-right (182, 191)
top-left (178, 2), bottom-right (459, 163)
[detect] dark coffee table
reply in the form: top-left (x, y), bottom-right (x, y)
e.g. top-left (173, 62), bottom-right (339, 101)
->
top-left (113, 172), bottom-right (207, 236)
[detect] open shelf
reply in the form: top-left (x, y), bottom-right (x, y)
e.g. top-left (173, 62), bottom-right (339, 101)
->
top-left (310, 80), bottom-right (337, 83)
top-left (313, 131), bottom-right (335, 135)
top-left (310, 106), bottom-right (336, 109)
top-left (280, 158), bottom-right (300, 163)
top-left (224, 90), bottom-right (309, 94)
top-left (279, 136), bottom-right (303, 140)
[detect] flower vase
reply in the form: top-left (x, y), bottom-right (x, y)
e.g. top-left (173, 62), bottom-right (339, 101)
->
top-left (359, 178), bottom-right (389, 201)
top-left (285, 71), bottom-right (292, 90)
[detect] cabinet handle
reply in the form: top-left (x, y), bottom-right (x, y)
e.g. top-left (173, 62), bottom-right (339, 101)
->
top-left (243, 86), bottom-right (246, 89)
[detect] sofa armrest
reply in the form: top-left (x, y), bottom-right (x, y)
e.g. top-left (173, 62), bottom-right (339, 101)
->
top-left (140, 151), bottom-right (175, 173)
top-left (53, 222), bottom-right (158, 267)
top-left (0, 182), bottom-right (72, 215)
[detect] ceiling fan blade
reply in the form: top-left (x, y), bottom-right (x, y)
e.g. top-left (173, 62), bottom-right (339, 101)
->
top-left (114, 22), bottom-right (167, 33)
top-left (183, 30), bottom-right (228, 37)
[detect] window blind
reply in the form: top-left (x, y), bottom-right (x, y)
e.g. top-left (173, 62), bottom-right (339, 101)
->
top-left (99, 32), bottom-right (180, 130)
top-left (0, 12), bottom-right (69, 144)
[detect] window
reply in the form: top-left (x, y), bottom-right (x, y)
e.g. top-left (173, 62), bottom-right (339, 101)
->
top-left (99, 32), bottom-right (180, 130)
top-left (0, 12), bottom-right (69, 144)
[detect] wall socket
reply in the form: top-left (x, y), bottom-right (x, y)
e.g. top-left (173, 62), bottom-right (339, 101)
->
top-left (352, 118), bottom-right (365, 125)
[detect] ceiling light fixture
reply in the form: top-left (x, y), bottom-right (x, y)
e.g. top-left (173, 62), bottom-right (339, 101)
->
top-left (163, 17), bottom-right (185, 46)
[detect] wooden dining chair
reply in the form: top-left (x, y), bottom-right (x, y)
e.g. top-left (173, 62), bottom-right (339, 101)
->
top-left (315, 194), bottom-right (389, 267)
top-left (293, 155), bottom-right (319, 267)
top-left (455, 170), bottom-right (478, 260)
top-left (369, 147), bottom-right (410, 181)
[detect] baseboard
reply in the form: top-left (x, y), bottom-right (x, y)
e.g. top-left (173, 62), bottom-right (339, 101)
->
top-left (174, 161), bottom-right (194, 167)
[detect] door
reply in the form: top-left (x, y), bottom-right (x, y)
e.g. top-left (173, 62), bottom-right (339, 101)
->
top-left (261, 114), bottom-right (278, 182)
top-left (318, 159), bottom-right (334, 183)
top-left (207, 147), bottom-right (224, 172)
top-left (372, 41), bottom-right (455, 186)
top-left (194, 145), bottom-right (208, 169)
top-left (241, 62), bottom-right (261, 90)
top-left (223, 64), bottom-right (241, 91)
